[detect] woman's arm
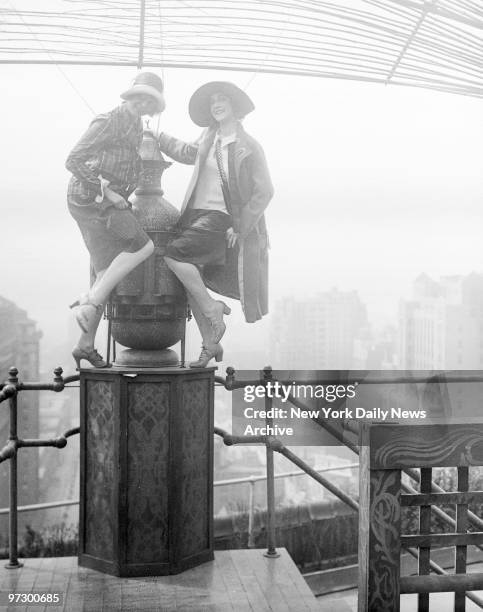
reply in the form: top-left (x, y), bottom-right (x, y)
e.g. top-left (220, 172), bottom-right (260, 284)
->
top-left (239, 143), bottom-right (274, 239)
top-left (157, 132), bottom-right (200, 165)
top-left (65, 114), bottom-right (112, 198)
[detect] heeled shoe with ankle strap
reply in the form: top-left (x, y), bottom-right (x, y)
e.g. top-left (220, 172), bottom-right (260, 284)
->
top-left (189, 344), bottom-right (224, 368)
top-left (72, 346), bottom-right (110, 370)
top-left (69, 296), bottom-right (103, 334)
top-left (206, 301), bottom-right (231, 344)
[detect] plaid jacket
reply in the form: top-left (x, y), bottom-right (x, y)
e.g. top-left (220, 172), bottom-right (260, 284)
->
top-left (66, 104), bottom-right (143, 204)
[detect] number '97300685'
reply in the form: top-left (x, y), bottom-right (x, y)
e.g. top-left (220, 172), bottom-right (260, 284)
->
top-left (0, 592), bottom-right (63, 606)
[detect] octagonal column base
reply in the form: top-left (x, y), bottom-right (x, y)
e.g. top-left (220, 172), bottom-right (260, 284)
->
top-left (78, 366), bottom-right (215, 576)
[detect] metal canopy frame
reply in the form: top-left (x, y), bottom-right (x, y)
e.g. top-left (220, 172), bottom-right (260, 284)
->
top-left (0, 0), bottom-right (481, 97)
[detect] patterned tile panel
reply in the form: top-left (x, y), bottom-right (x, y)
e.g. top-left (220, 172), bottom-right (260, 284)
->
top-left (126, 382), bottom-right (170, 563)
top-left (179, 378), bottom-right (211, 557)
top-left (85, 380), bottom-right (115, 559)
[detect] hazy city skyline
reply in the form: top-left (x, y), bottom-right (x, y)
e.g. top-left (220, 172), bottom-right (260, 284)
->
top-left (4, 270), bottom-right (483, 375)
top-left (269, 272), bottom-right (483, 371)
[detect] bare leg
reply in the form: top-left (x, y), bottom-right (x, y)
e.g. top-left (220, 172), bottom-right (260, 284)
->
top-left (164, 257), bottom-right (215, 314)
top-left (74, 240), bottom-right (154, 341)
top-left (89, 240), bottom-right (154, 304)
top-left (76, 269), bottom-right (105, 350)
top-left (188, 293), bottom-right (214, 346)
top-left (164, 256), bottom-right (230, 343)
top-left (90, 268), bottom-right (106, 291)
top-left (77, 305), bottom-right (104, 350)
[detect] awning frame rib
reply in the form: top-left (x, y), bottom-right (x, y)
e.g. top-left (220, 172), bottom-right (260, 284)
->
top-left (0, 0), bottom-right (480, 98)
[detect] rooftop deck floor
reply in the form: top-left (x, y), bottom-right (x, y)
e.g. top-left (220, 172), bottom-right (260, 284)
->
top-left (318, 562), bottom-right (483, 611)
top-left (0, 549), bottom-right (322, 612)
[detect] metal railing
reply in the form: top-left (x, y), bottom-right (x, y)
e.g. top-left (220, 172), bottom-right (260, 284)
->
top-left (0, 499), bottom-right (80, 516)
top-left (215, 367), bottom-right (483, 609)
top-left (0, 366), bottom-right (79, 569)
top-left (213, 463), bottom-right (358, 547)
top-left (358, 421), bottom-right (483, 611)
top-left (214, 366), bottom-right (361, 558)
top-left (0, 364), bottom-right (358, 567)
top-left (2, 363), bottom-right (483, 609)
top-left (0, 363), bottom-right (357, 565)
top-left (0, 463), bottom-right (358, 554)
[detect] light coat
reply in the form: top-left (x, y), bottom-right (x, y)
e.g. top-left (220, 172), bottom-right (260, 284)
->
top-left (158, 124), bottom-right (273, 322)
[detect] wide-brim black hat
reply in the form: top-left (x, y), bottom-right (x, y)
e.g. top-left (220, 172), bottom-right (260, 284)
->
top-left (121, 71), bottom-right (166, 113)
top-left (189, 81), bottom-right (255, 127)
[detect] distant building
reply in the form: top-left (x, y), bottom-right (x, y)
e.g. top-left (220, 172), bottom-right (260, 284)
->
top-left (270, 289), bottom-right (369, 369)
top-left (0, 297), bottom-right (42, 532)
top-left (353, 325), bottom-right (399, 370)
top-left (399, 273), bottom-right (483, 369)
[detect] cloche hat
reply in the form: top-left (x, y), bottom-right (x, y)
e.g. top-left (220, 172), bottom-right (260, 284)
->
top-left (121, 72), bottom-right (166, 112)
top-left (189, 81), bottom-right (255, 127)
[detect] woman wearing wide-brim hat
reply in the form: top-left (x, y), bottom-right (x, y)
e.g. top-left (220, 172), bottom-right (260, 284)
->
top-left (156, 81), bottom-right (274, 367)
top-left (66, 72), bottom-right (165, 368)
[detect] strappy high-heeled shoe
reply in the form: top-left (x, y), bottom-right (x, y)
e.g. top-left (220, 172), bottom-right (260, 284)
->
top-left (69, 296), bottom-right (103, 334)
top-left (72, 346), bottom-right (110, 370)
top-left (206, 301), bottom-right (231, 344)
top-left (189, 344), bottom-right (224, 368)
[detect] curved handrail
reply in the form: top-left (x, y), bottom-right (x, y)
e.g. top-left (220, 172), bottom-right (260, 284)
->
top-left (216, 366), bottom-right (483, 607)
top-left (0, 366), bottom-right (81, 568)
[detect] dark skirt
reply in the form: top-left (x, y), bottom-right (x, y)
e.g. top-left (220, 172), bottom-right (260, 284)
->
top-left (165, 209), bottom-right (232, 266)
top-left (68, 196), bottom-right (150, 273)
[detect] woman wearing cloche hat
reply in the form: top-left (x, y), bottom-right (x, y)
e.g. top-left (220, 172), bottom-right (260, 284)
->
top-left (66, 72), bottom-right (165, 369)
top-left (156, 81), bottom-right (274, 368)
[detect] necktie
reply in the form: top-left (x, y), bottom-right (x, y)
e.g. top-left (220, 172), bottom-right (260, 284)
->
top-left (215, 139), bottom-right (229, 187)
top-left (215, 139), bottom-right (231, 213)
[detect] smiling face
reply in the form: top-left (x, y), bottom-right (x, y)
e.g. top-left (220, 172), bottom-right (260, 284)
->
top-left (209, 92), bottom-right (236, 124)
top-left (126, 94), bottom-right (159, 117)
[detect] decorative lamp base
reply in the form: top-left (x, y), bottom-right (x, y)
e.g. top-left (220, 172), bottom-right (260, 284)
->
top-left (114, 348), bottom-right (179, 368)
top-left (79, 366), bottom-right (215, 576)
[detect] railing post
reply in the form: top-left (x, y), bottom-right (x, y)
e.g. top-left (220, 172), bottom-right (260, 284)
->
top-left (5, 367), bottom-right (22, 569)
top-left (263, 366), bottom-right (279, 558)
top-left (358, 424), bottom-right (401, 611)
top-left (247, 477), bottom-right (256, 548)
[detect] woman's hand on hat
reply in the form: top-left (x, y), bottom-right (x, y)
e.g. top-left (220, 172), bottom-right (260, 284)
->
top-left (226, 227), bottom-right (238, 248)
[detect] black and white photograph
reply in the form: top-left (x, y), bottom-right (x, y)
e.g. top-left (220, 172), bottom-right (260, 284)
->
top-left (0, 1), bottom-right (482, 610)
